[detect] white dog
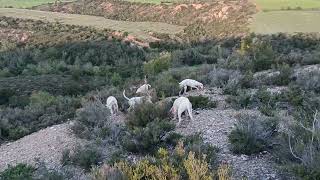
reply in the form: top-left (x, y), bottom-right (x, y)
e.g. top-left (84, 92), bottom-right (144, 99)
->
top-left (179, 79), bottom-right (204, 95)
top-left (106, 96), bottom-right (118, 115)
top-left (136, 84), bottom-right (151, 95)
top-left (123, 90), bottom-right (152, 111)
top-left (170, 97), bottom-right (193, 125)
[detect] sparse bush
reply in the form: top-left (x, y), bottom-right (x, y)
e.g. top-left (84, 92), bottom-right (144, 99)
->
top-left (228, 114), bottom-right (278, 155)
top-left (276, 105), bottom-right (320, 179)
top-left (0, 164), bottom-right (35, 180)
top-left (273, 64), bottom-right (292, 86)
top-left (226, 90), bottom-right (252, 109)
top-left (295, 69), bottom-right (320, 93)
top-left (62, 145), bottom-right (102, 171)
top-left (71, 100), bottom-right (112, 140)
top-left (188, 96), bottom-right (217, 109)
top-left (183, 134), bottom-right (218, 167)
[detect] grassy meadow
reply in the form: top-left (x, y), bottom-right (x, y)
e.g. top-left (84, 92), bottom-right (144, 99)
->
top-left (0, 0), bottom-right (73, 8)
top-left (254, 0), bottom-right (320, 10)
top-left (250, 11), bottom-right (320, 34)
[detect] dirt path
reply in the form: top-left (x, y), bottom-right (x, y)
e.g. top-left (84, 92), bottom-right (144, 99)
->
top-left (0, 122), bottom-right (83, 172)
top-left (176, 90), bottom-right (287, 180)
top-left (0, 8), bottom-right (185, 42)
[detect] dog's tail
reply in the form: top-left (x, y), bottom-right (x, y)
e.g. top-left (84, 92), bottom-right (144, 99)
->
top-left (123, 90), bottom-right (130, 101)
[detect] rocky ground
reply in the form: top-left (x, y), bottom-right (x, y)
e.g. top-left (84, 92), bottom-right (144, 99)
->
top-left (0, 122), bottom-right (83, 172)
top-left (176, 89), bottom-right (293, 180)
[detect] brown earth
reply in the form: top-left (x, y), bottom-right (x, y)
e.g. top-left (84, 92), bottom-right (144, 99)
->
top-left (34, 0), bottom-right (257, 39)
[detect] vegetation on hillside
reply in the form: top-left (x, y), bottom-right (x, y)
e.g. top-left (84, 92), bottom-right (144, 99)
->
top-left (0, 9), bottom-right (320, 179)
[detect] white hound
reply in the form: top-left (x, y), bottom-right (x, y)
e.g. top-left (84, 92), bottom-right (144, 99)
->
top-left (106, 96), bottom-right (118, 115)
top-left (136, 84), bottom-right (151, 95)
top-left (170, 97), bottom-right (193, 125)
top-left (123, 90), bottom-right (152, 111)
top-left (179, 79), bottom-right (204, 95)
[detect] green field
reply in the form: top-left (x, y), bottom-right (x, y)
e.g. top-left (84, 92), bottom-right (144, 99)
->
top-left (0, 0), bottom-right (73, 8)
top-left (254, 0), bottom-right (320, 10)
top-left (250, 11), bottom-right (320, 34)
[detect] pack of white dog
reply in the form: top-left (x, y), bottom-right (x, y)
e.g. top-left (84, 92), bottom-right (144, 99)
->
top-left (105, 77), bottom-right (204, 126)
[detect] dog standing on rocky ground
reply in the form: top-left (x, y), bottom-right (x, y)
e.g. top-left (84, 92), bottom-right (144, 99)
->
top-left (170, 97), bottom-right (193, 126)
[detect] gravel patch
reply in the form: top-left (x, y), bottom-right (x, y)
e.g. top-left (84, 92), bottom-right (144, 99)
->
top-left (175, 89), bottom-right (292, 180)
top-left (0, 122), bottom-right (84, 172)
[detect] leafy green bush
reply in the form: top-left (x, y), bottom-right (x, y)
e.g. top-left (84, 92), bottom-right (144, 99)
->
top-left (188, 96), bottom-right (217, 109)
top-left (228, 114), bottom-right (278, 155)
top-left (0, 164), bottom-right (35, 180)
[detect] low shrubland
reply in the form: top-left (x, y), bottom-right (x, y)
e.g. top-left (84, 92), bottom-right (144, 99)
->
top-left (0, 164), bottom-right (35, 180)
top-left (0, 91), bottom-right (80, 143)
top-left (228, 114), bottom-right (278, 155)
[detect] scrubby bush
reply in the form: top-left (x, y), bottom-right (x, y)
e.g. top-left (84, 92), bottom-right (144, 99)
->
top-left (275, 103), bottom-right (320, 179)
top-left (71, 100), bottom-right (112, 140)
top-left (153, 73), bottom-right (180, 97)
top-left (228, 114), bottom-right (278, 155)
top-left (121, 103), bottom-right (176, 153)
top-left (188, 96), bottom-right (217, 109)
top-left (182, 134), bottom-right (218, 167)
top-left (144, 54), bottom-right (171, 75)
top-left (94, 146), bottom-right (218, 180)
top-left (62, 145), bottom-right (102, 171)
top-left (226, 90), bottom-right (252, 109)
top-left (295, 69), bottom-right (320, 93)
top-left (0, 164), bottom-right (35, 180)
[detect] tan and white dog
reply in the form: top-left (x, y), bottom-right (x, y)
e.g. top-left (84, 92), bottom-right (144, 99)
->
top-left (179, 79), bottom-right (204, 95)
top-left (123, 90), bottom-right (152, 111)
top-left (170, 97), bottom-right (193, 125)
top-left (106, 96), bottom-right (118, 115)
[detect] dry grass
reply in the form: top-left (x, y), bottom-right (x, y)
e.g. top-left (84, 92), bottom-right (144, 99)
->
top-left (0, 8), bottom-right (184, 42)
top-left (250, 11), bottom-right (320, 34)
top-left (0, 0), bottom-right (74, 8)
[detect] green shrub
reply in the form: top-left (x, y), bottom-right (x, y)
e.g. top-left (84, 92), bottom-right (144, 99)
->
top-left (226, 90), bottom-right (252, 109)
top-left (62, 145), bottom-right (102, 171)
top-left (126, 102), bottom-right (171, 128)
top-left (72, 100), bottom-right (111, 140)
top-left (0, 89), bottom-right (14, 105)
top-left (144, 54), bottom-right (171, 75)
top-left (228, 114), bottom-right (278, 155)
top-left (153, 73), bottom-right (180, 97)
top-left (273, 64), bottom-right (292, 86)
top-left (0, 164), bottom-right (35, 180)
top-left (121, 119), bottom-right (175, 154)
top-left (111, 73), bottom-right (122, 87)
top-left (121, 102), bottom-right (176, 153)
top-left (188, 96), bottom-right (217, 109)
top-left (182, 134), bottom-right (218, 167)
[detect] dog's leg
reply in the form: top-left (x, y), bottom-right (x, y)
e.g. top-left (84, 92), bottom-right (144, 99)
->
top-left (177, 108), bottom-right (183, 126)
top-left (188, 106), bottom-right (193, 121)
